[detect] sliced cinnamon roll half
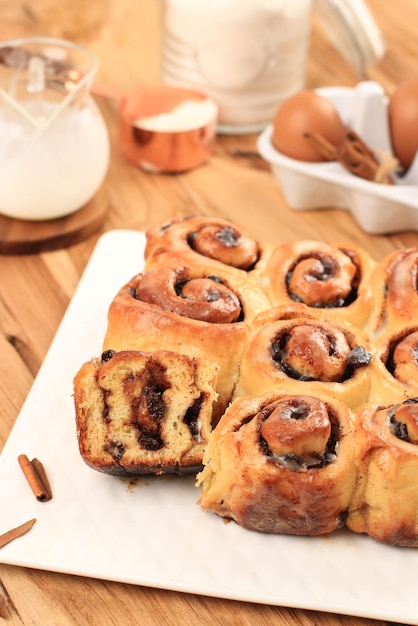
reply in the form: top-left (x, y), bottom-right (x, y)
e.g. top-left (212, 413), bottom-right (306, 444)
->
top-left (197, 388), bottom-right (357, 535)
top-left (73, 349), bottom-right (218, 475)
top-left (347, 398), bottom-right (418, 546)
top-left (103, 262), bottom-right (270, 420)
top-left (234, 304), bottom-right (373, 409)
top-left (261, 240), bottom-right (376, 328)
top-left (367, 246), bottom-right (418, 337)
top-left (144, 216), bottom-right (272, 276)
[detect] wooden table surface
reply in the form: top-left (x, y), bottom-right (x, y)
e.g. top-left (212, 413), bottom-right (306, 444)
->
top-left (1, 0), bottom-right (418, 624)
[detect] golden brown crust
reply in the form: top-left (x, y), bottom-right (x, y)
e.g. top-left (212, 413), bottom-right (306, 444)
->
top-left (347, 399), bottom-right (418, 546)
top-left (368, 324), bottom-right (418, 403)
top-left (197, 388), bottom-right (357, 535)
top-left (73, 215), bottom-right (418, 544)
top-left (144, 215), bottom-right (272, 275)
top-left (367, 247), bottom-right (418, 337)
top-left (234, 304), bottom-right (373, 410)
top-left (135, 265), bottom-right (242, 324)
top-left (261, 240), bottom-right (376, 328)
top-left (103, 263), bottom-right (271, 420)
top-left (74, 349), bottom-right (218, 475)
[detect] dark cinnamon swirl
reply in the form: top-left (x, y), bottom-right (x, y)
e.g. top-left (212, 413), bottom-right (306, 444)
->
top-left (144, 216), bottom-right (271, 276)
top-left (103, 261), bottom-right (270, 420)
top-left (197, 388), bottom-right (357, 535)
top-left (234, 304), bottom-right (373, 409)
top-left (367, 247), bottom-right (418, 337)
top-left (368, 325), bottom-right (418, 403)
top-left (73, 349), bottom-right (218, 475)
top-left (262, 240), bottom-right (376, 328)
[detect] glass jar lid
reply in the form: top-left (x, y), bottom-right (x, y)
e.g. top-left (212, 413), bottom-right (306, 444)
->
top-left (314, 0), bottom-right (385, 76)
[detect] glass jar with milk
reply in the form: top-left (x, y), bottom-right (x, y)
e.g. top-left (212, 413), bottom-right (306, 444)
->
top-left (0, 37), bottom-right (109, 220)
top-left (160, 0), bottom-right (384, 133)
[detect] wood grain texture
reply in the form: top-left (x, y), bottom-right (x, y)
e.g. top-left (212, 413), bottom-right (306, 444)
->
top-left (0, 0), bottom-right (417, 624)
top-left (0, 185), bottom-right (108, 255)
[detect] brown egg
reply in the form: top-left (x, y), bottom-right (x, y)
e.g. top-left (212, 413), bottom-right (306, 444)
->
top-left (388, 79), bottom-right (418, 170)
top-left (272, 90), bottom-right (346, 162)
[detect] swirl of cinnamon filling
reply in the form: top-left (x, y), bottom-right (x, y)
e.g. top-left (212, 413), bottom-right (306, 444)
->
top-left (386, 330), bottom-right (418, 385)
top-left (386, 248), bottom-right (418, 319)
top-left (270, 321), bottom-right (371, 383)
top-left (259, 396), bottom-right (335, 469)
top-left (187, 224), bottom-right (259, 270)
top-left (134, 266), bottom-right (243, 324)
top-left (286, 247), bottom-right (358, 307)
top-left (387, 398), bottom-right (418, 444)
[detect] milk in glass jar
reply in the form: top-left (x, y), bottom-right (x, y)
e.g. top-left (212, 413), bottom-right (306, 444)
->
top-left (0, 37), bottom-right (109, 220)
top-left (160, 0), bottom-right (312, 133)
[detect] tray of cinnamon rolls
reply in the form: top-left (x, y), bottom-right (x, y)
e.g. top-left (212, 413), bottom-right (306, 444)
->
top-left (73, 215), bottom-right (418, 549)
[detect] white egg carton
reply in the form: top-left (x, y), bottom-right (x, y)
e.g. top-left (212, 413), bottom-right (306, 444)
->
top-left (258, 81), bottom-right (418, 235)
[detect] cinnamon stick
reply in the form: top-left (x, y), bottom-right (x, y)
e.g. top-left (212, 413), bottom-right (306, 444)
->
top-left (304, 132), bottom-right (337, 161)
top-left (338, 130), bottom-right (384, 181)
top-left (0, 518), bottom-right (36, 550)
top-left (18, 454), bottom-right (52, 502)
top-left (31, 458), bottom-right (52, 501)
top-left (305, 130), bottom-right (396, 184)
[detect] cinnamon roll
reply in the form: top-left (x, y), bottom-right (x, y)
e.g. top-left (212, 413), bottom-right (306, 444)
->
top-left (261, 240), bottom-right (376, 328)
top-left (73, 349), bottom-right (218, 475)
top-left (367, 247), bottom-right (418, 337)
top-left (234, 304), bottom-right (373, 410)
top-left (197, 388), bottom-right (357, 535)
top-left (144, 216), bottom-right (271, 276)
top-left (103, 261), bottom-right (271, 420)
top-left (347, 398), bottom-right (418, 546)
top-left (368, 325), bottom-right (418, 403)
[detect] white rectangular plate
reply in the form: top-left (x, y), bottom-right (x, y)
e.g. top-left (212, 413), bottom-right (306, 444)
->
top-left (1, 230), bottom-right (418, 624)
